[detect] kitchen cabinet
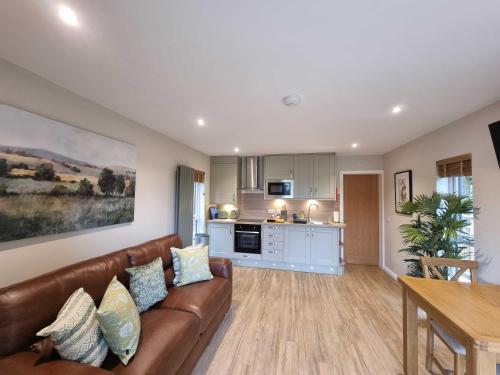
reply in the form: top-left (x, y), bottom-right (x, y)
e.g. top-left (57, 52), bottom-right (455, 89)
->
top-left (293, 155), bottom-right (314, 198)
top-left (284, 226), bottom-right (310, 264)
top-left (313, 154), bottom-right (335, 199)
top-left (292, 154), bottom-right (336, 199)
top-left (207, 221), bottom-right (343, 275)
top-left (264, 155), bottom-right (294, 180)
top-left (310, 227), bottom-right (339, 266)
top-left (210, 156), bottom-right (239, 204)
top-left (207, 223), bottom-right (234, 258)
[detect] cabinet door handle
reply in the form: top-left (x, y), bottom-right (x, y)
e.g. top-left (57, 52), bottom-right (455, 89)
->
top-left (310, 187), bottom-right (312, 198)
top-left (290, 169), bottom-right (293, 179)
top-left (232, 193), bottom-right (235, 202)
top-left (315, 188), bottom-right (318, 197)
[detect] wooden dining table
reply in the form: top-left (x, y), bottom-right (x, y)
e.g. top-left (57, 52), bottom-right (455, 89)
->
top-left (399, 275), bottom-right (500, 375)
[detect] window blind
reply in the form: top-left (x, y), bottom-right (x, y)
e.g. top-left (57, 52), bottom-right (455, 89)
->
top-left (436, 153), bottom-right (472, 177)
top-left (194, 170), bottom-right (205, 183)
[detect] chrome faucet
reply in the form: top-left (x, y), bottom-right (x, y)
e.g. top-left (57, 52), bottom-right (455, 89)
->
top-left (307, 203), bottom-right (319, 223)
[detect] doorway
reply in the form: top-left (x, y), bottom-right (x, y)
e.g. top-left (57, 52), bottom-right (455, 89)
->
top-left (342, 173), bottom-right (381, 265)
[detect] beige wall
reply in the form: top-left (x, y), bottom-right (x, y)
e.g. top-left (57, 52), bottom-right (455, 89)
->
top-left (383, 101), bottom-right (500, 283)
top-left (0, 59), bottom-right (210, 287)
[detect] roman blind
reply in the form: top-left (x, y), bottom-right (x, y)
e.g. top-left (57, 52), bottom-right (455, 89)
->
top-left (436, 153), bottom-right (472, 177)
top-left (194, 170), bottom-right (205, 183)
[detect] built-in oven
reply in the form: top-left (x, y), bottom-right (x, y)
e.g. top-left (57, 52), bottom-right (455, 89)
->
top-left (234, 224), bottom-right (261, 254)
top-left (265, 179), bottom-right (294, 199)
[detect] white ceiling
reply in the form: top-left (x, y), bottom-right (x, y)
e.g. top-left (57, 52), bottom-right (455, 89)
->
top-left (1, 1), bottom-right (500, 156)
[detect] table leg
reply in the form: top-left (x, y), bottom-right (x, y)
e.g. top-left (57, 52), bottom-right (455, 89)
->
top-left (466, 344), bottom-right (496, 375)
top-left (403, 286), bottom-right (418, 375)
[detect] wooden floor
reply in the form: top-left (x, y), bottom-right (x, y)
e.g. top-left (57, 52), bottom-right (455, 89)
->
top-left (193, 265), bottom-right (452, 375)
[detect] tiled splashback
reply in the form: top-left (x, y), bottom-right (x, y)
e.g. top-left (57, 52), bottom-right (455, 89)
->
top-left (236, 192), bottom-right (339, 221)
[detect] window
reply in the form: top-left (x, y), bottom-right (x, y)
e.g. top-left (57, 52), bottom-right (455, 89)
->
top-left (436, 154), bottom-right (474, 260)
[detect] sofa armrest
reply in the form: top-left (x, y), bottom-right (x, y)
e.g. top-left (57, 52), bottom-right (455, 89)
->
top-left (209, 258), bottom-right (232, 281)
top-left (0, 352), bottom-right (112, 375)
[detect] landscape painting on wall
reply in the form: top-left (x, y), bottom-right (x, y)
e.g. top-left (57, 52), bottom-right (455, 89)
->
top-left (0, 104), bottom-right (136, 242)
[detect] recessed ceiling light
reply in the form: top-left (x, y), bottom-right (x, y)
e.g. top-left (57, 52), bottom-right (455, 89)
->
top-left (391, 106), bottom-right (402, 114)
top-left (234, 147), bottom-right (240, 153)
top-left (197, 118), bottom-right (205, 126)
top-left (351, 143), bottom-right (359, 149)
top-left (58, 5), bottom-right (79, 27)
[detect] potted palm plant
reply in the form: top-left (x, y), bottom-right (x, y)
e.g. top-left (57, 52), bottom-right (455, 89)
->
top-left (399, 192), bottom-right (477, 277)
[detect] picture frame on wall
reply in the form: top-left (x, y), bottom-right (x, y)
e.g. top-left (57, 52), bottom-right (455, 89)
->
top-left (394, 170), bottom-right (413, 214)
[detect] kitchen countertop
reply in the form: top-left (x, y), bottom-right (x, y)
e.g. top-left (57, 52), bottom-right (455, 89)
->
top-left (207, 219), bottom-right (346, 228)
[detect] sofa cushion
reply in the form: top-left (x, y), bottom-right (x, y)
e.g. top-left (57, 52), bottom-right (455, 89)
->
top-left (103, 309), bottom-right (200, 375)
top-left (126, 257), bottom-right (167, 313)
top-left (97, 277), bottom-right (140, 365)
top-left (171, 245), bottom-right (213, 286)
top-left (159, 277), bottom-right (231, 332)
top-left (36, 288), bottom-right (109, 367)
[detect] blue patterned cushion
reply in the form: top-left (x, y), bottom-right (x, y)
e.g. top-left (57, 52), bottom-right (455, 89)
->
top-left (37, 288), bottom-right (108, 367)
top-left (126, 257), bottom-right (167, 313)
top-left (171, 245), bottom-right (213, 286)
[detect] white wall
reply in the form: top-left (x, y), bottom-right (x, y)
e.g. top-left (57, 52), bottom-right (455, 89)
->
top-left (0, 59), bottom-right (210, 287)
top-left (335, 155), bottom-right (384, 179)
top-left (384, 101), bottom-right (500, 283)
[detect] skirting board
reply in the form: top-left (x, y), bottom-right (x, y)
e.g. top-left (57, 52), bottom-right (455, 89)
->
top-left (383, 266), bottom-right (398, 280)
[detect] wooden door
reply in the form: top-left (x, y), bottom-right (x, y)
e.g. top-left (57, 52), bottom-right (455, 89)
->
top-left (293, 155), bottom-right (314, 199)
top-left (343, 174), bottom-right (379, 265)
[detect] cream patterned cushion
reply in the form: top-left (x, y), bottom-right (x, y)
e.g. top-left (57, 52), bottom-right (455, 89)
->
top-left (126, 257), bottom-right (167, 313)
top-left (96, 276), bottom-right (140, 365)
top-left (36, 288), bottom-right (108, 367)
top-left (171, 245), bottom-right (213, 286)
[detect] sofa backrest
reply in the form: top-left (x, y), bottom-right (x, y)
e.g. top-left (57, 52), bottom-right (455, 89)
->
top-left (0, 234), bottom-right (182, 356)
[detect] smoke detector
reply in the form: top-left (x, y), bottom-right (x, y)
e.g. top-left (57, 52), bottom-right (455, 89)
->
top-left (283, 93), bottom-right (302, 106)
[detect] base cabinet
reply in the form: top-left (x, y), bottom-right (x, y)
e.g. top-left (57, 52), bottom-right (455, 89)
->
top-left (208, 222), bottom-right (341, 275)
top-left (284, 226), bottom-right (310, 264)
top-left (207, 223), bottom-right (234, 258)
top-left (310, 227), bottom-right (339, 266)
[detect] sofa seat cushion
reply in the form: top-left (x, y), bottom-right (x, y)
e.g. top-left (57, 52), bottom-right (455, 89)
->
top-left (102, 309), bottom-right (200, 375)
top-left (159, 277), bottom-right (231, 332)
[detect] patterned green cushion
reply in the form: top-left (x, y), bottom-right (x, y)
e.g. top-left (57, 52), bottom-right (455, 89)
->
top-left (96, 276), bottom-right (140, 365)
top-left (171, 245), bottom-right (213, 286)
top-left (37, 288), bottom-right (108, 367)
top-left (126, 257), bottom-right (167, 313)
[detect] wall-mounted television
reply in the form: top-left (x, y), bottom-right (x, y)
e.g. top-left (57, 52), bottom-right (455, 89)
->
top-left (490, 121), bottom-right (500, 168)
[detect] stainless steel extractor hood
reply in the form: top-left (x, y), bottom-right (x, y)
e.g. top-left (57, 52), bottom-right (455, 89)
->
top-left (240, 156), bottom-right (264, 191)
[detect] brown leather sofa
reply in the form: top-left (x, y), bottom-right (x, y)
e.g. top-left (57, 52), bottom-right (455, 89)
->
top-left (0, 234), bottom-right (232, 375)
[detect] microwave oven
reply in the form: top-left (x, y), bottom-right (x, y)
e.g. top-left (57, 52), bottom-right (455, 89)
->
top-left (265, 179), bottom-right (294, 199)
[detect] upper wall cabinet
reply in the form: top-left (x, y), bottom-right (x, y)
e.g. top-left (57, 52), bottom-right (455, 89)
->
top-left (290, 154), bottom-right (336, 199)
top-left (313, 154), bottom-right (335, 199)
top-left (293, 154), bottom-right (314, 198)
top-left (264, 155), bottom-right (294, 180)
top-left (210, 156), bottom-right (239, 205)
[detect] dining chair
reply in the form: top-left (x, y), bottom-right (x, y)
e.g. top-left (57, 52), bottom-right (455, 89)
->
top-left (420, 256), bottom-right (479, 375)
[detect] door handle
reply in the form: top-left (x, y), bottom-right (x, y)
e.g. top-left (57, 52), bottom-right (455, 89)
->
top-left (315, 188), bottom-right (318, 197)
top-left (232, 193), bottom-right (235, 202)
